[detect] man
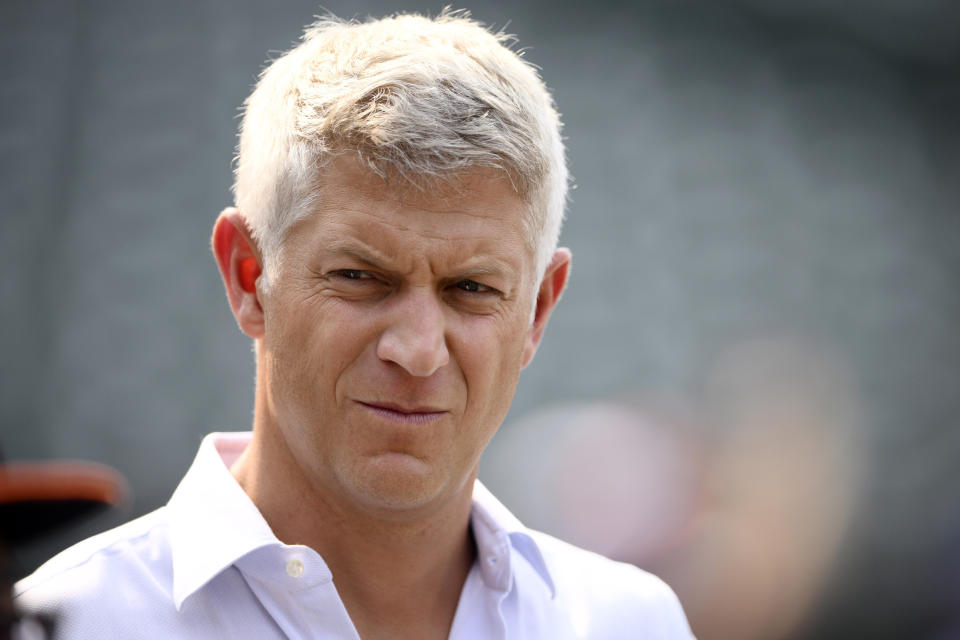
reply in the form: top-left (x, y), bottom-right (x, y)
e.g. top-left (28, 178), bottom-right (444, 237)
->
top-left (16, 11), bottom-right (694, 639)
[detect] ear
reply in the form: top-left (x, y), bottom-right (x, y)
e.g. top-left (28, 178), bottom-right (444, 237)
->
top-left (521, 248), bottom-right (572, 368)
top-left (212, 207), bottom-right (265, 339)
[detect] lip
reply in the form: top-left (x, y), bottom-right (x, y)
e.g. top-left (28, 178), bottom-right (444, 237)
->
top-left (356, 401), bottom-right (448, 425)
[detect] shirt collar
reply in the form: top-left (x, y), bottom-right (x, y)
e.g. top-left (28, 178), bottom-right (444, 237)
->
top-left (167, 432), bottom-right (556, 609)
top-left (167, 432), bottom-right (278, 610)
top-left (470, 480), bottom-right (557, 597)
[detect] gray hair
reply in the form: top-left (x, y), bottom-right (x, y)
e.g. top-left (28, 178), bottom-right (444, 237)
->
top-left (234, 10), bottom-right (568, 286)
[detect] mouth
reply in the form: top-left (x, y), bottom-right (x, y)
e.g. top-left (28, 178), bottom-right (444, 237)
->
top-left (356, 401), bottom-right (448, 425)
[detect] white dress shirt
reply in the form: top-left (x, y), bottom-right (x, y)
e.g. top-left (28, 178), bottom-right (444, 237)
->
top-left (15, 432), bottom-right (694, 639)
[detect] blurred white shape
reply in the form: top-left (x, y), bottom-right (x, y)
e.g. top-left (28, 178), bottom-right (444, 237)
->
top-left (483, 336), bottom-right (865, 640)
top-left (547, 404), bottom-right (698, 561)
top-left (482, 401), bottom-right (699, 562)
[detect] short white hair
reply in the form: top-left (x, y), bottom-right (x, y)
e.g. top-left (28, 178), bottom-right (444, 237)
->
top-left (233, 10), bottom-right (568, 286)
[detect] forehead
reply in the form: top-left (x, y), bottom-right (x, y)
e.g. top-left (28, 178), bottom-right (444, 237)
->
top-left (317, 154), bottom-right (523, 215)
top-left (286, 155), bottom-right (533, 262)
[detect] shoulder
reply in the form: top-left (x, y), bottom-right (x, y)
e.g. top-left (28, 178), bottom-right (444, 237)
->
top-left (528, 529), bottom-right (695, 639)
top-left (14, 508), bottom-right (176, 634)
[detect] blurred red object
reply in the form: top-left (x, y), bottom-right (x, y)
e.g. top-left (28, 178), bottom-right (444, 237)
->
top-left (0, 460), bottom-right (127, 546)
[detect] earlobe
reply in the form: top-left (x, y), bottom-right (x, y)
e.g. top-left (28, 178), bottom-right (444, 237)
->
top-left (211, 208), bottom-right (265, 339)
top-left (521, 248), bottom-right (572, 368)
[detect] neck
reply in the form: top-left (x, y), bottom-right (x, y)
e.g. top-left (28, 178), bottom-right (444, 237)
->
top-left (231, 420), bottom-right (476, 640)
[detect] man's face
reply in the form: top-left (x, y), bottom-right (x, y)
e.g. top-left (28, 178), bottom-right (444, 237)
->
top-left (257, 156), bottom-right (542, 514)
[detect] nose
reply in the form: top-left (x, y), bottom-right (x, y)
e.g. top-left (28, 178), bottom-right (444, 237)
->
top-left (376, 289), bottom-right (450, 377)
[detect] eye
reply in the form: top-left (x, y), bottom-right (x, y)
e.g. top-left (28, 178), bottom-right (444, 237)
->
top-left (333, 269), bottom-right (373, 281)
top-left (455, 279), bottom-right (494, 294)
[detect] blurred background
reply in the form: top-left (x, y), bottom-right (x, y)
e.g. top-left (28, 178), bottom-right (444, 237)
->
top-left (1, 0), bottom-right (958, 638)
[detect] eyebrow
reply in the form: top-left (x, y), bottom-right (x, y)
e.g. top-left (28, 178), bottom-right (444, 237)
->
top-left (454, 264), bottom-right (513, 280)
top-left (323, 243), bottom-right (390, 270)
top-left (322, 242), bottom-right (518, 282)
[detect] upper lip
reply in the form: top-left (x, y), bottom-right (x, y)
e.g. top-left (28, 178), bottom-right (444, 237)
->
top-left (358, 400), bottom-right (447, 414)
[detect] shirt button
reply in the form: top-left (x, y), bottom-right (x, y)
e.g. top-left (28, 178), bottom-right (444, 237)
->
top-left (286, 559), bottom-right (305, 578)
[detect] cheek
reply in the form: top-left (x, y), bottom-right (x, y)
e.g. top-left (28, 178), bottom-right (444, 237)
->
top-left (263, 297), bottom-right (360, 409)
top-left (457, 316), bottom-right (528, 418)
top-left (268, 291), bottom-right (357, 353)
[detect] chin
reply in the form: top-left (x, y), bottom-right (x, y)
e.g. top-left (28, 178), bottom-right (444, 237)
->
top-left (344, 453), bottom-right (450, 513)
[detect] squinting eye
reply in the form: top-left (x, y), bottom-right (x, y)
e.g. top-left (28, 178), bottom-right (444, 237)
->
top-left (456, 280), bottom-right (489, 293)
top-left (334, 269), bottom-right (370, 280)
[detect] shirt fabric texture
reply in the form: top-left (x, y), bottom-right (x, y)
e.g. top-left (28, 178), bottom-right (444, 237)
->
top-left (16, 432), bottom-right (694, 639)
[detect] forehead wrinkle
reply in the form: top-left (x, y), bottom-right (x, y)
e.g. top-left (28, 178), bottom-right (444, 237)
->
top-left (323, 230), bottom-right (520, 284)
top-left (317, 198), bottom-right (500, 240)
top-left (319, 211), bottom-right (467, 261)
top-left (348, 199), bottom-right (524, 240)
top-left (321, 203), bottom-right (526, 259)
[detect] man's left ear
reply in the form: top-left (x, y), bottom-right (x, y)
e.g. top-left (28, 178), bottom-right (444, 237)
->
top-left (522, 248), bottom-right (572, 368)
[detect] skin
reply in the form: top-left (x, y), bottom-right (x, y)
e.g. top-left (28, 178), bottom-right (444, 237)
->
top-left (212, 155), bottom-right (570, 640)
